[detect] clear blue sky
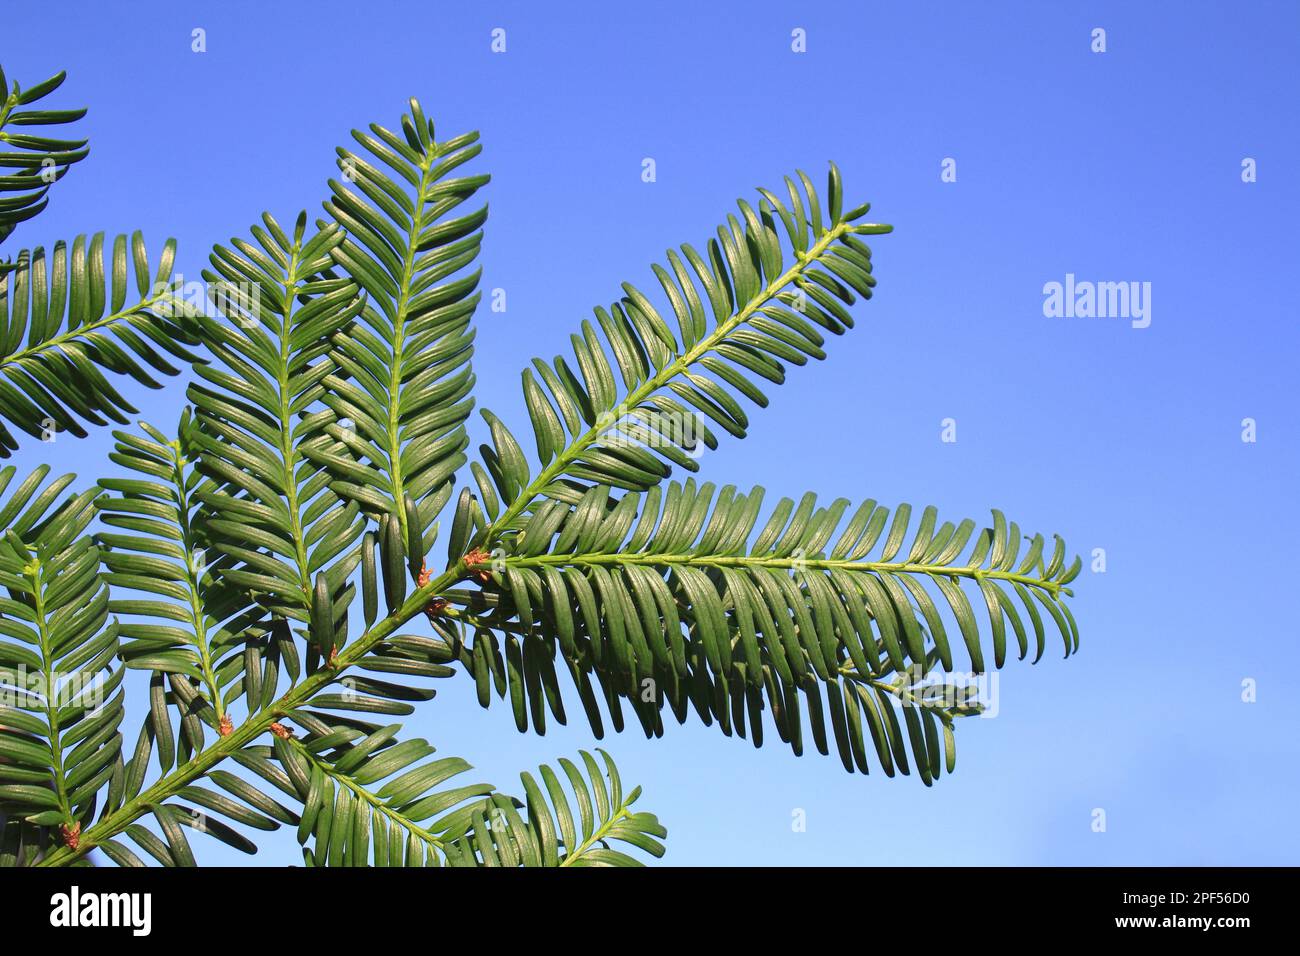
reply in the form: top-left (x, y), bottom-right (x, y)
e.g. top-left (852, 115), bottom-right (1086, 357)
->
top-left (4, 0), bottom-right (1298, 865)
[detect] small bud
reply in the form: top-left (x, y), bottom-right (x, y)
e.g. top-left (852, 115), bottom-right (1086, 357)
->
top-left (60, 822), bottom-right (81, 850)
top-left (464, 547), bottom-right (494, 584)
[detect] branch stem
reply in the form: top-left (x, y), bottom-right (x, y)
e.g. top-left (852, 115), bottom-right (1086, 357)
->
top-left (486, 221), bottom-right (855, 538)
top-left (478, 551), bottom-right (1062, 595)
top-left (36, 562), bottom-right (468, 866)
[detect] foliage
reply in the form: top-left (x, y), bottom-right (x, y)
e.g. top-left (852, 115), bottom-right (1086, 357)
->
top-left (0, 64), bottom-right (1081, 867)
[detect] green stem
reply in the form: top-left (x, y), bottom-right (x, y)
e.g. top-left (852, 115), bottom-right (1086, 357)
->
top-left (381, 157), bottom-right (436, 549)
top-left (26, 557), bottom-right (71, 825)
top-left (169, 442), bottom-right (225, 720)
top-left (275, 243), bottom-right (314, 603)
top-left (480, 551), bottom-right (1062, 596)
top-left (559, 805), bottom-right (632, 866)
top-left (487, 221), bottom-right (857, 538)
top-left (0, 290), bottom-right (187, 368)
top-left (36, 562), bottom-right (469, 866)
top-left (291, 737), bottom-right (445, 854)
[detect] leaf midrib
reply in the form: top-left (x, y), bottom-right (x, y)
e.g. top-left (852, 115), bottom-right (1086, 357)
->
top-left (382, 150), bottom-right (436, 547)
top-left (484, 550), bottom-right (1063, 594)
top-left (168, 442), bottom-right (225, 719)
top-left (276, 243), bottom-right (313, 601)
top-left (27, 556), bottom-right (72, 825)
top-left (486, 220), bottom-right (854, 540)
top-left (292, 737), bottom-right (446, 858)
top-left (0, 291), bottom-right (171, 365)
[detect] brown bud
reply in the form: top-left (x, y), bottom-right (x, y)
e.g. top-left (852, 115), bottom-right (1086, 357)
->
top-left (60, 822), bottom-right (81, 850)
top-left (464, 547), bottom-right (493, 584)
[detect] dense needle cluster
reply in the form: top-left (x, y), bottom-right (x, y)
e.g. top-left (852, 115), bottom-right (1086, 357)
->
top-left (0, 64), bottom-right (1081, 868)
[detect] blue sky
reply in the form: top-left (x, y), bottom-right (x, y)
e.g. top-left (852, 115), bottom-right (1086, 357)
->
top-left (4, 0), bottom-right (1298, 865)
